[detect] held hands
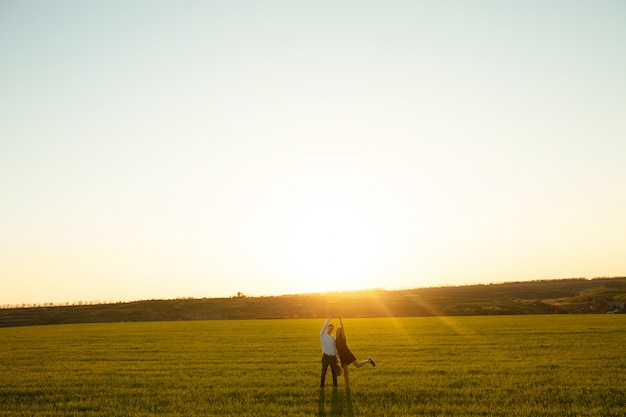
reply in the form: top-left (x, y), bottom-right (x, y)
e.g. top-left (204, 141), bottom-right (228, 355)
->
top-left (332, 312), bottom-right (343, 323)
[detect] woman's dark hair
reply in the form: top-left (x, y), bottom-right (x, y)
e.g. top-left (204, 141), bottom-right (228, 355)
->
top-left (336, 326), bottom-right (347, 343)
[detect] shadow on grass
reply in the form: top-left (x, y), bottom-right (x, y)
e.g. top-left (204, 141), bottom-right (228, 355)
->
top-left (345, 387), bottom-right (354, 417)
top-left (318, 387), bottom-right (354, 417)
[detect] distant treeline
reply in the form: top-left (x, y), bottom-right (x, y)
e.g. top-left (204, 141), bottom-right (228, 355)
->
top-left (1, 277), bottom-right (624, 327)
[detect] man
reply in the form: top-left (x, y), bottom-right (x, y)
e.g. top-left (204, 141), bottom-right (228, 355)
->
top-left (320, 314), bottom-right (340, 387)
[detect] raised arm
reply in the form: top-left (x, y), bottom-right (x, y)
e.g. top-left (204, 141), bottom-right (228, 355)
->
top-left (320, 315), bottom-right (333, 337)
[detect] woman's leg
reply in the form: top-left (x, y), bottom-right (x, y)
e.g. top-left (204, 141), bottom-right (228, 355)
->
top-left (351, 359), bottom-right (371, 368)
top-left (342, 364), bottom-right (350, 387)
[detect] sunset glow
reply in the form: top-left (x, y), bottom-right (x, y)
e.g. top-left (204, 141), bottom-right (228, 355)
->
top-left (1, 1), bottom-right (625, 306)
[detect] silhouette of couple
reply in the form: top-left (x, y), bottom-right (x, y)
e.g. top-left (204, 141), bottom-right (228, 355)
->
top-left (319, 313), bottom-right (376, 388)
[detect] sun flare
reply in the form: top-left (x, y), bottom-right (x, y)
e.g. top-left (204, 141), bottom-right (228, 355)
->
top-left (284, 201), bottom-right (378, 292)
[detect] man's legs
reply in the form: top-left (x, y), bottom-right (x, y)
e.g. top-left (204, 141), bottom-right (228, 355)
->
top-left (330, 356), bottom-right (338, 386)
top-left (320, 355), bottom-right (330, 387)
top-left (321, 354), bottom-right (339, 387)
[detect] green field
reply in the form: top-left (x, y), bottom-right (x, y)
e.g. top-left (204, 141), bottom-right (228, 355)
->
top-left (1, 316), bottom-right (624, 416)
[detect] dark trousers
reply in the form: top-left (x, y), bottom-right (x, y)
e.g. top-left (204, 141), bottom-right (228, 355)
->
top-left (320, 353), bottom-right (338, 387)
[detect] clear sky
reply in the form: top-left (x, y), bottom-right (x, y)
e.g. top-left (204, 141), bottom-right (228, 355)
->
top-left (1, 1), bottom-right (625, 306)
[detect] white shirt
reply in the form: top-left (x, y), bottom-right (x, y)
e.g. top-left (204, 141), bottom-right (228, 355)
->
top-left (320, 316), bottom-right (337, 356)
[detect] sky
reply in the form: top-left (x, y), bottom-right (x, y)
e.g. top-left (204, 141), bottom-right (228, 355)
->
top-left (1, 1), bottom-right (625, 306)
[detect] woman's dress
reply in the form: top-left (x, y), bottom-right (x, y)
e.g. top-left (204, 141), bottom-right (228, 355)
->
top-left (336, 338), bottom-right (356, 365)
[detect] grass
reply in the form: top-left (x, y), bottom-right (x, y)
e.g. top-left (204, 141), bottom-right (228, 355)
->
top-left (0, 316), bottom-right (624, 416)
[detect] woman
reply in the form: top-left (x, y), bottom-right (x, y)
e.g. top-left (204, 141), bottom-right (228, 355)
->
top-left (335, 317), bottom-right (376, 387)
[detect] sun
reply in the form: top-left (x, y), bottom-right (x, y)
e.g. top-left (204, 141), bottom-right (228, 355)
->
top-left (284, 201), bottom-right (379, 292)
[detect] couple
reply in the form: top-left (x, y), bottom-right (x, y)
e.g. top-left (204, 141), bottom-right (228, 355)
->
top-left (320, 314), bottom-right (376, 388)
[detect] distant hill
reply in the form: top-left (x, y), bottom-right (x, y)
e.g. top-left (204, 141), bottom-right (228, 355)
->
top-left (1, 277), bottom-right (624, 327)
